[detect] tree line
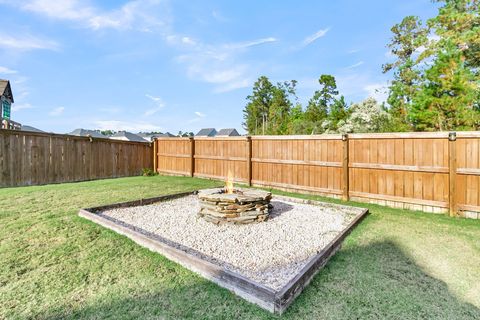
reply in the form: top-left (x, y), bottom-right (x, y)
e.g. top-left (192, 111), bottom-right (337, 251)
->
top-left (243, 0), bottom-right (480, 135)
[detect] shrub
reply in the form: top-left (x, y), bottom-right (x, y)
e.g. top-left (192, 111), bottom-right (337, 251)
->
top-left (142, 168), bottom-right (158, 177)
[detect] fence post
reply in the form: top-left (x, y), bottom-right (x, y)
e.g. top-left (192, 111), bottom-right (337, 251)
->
top-left (152, 138), bottom-right (157, 173)
top-left (342, 134), bottom-right (349, 201)
top-left (448, 132), bottom-right (457, 217)
top-left (246, 136), bottom-right (252, 186)
top-left (189, 137), bottom-right (195, 177)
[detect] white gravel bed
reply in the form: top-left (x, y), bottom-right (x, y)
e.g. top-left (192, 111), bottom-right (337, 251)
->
top-left (100, 195), bottom-right (362, 290)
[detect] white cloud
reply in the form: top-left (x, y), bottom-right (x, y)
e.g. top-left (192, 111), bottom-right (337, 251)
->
top-left (12, 103), bottom-right (34, 112)
top-left (213, 78), bottom-right (251, 93)
top-left (303, 28), bottom-right (330, 46)
top-left (0, 34), bottom-right (59, 51)
top-left (227, 37), bottom-right (277, 49)
top-left (187, 111), bottom-right (207, 124)
top-left (0, 66), bottom-right (17, 74)
top-left (144, 94), bottom-right (165, 116)
top-left (348, 49), bottom-right (360, 54)
top-left (145, 94), bottom-right (163, 103)
top-left (21, 0), bottom-right (93, 20)
top-left (88, 0), bottom-right (167, 31)
top-left (173, 36), bottom-right (276, 93)
top-left (49, 106), bottom-right (65, 116)
top-left (344, 61), bottom-right (364, 69)
top-left (13, 0), bottom-right (168, 32)
top-left (181, 37), bottom-right (196, 45)
top-left (94, 120), bottom-right (162, 132)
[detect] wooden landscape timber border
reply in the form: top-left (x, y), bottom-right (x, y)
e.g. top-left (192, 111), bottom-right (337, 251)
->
top-left (155, 132), bottom-right (480, 219)
top-left (78, 191), bottom-right (369, 314)
top-left (0, 129), bottom-right (153, 187)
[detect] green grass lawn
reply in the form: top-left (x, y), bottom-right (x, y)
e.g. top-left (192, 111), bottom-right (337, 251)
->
top-left (1, 175), bottom-right (480, 319)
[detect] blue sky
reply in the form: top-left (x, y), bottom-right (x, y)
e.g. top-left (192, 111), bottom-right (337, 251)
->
top-left (0, 0), bottom-right (438, 134)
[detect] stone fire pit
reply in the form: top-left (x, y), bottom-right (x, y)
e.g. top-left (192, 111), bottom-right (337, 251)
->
top-left (197, 188), bottom-right (272, 224)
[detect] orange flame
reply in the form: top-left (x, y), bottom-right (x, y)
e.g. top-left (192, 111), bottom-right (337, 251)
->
top-left (225, 170), bottom-right (234, 194)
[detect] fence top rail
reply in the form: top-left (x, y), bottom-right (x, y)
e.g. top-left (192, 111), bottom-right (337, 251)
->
top-left (156, 136), bottom-right (248, 141)
top-left (251, 134), bottom-right (343, 140)
top-left (0, 129), bottom-right (152, 146)
top-left (456, 131), bottom-right (480, 138)
top-left (155, 137), bottom-right (191, 141)
top-left (194, 136), bottom-right (248, 141)
top-left (348, 132), bottom-right (450, 139)
top-left (348, 131), bottom-right (480, 139)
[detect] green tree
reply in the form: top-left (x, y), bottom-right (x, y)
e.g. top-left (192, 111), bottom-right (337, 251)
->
top-left (268, 81), bottom-right (297, 135)
top-left (288, 103), bottom-right (306, 134)
top-left (411, 43), bottom-right (479, 131)
top-left (243, 77), bottom-right (298, 135)
top-left (98, 130), bottom-right (115, 136)
top-left (384, 1), bottom-right (480, 131)
top-left (304, 75), bottom-right (338, 134)
top-left (322, 95), bottom-right (349, 133)
top-left (243, 76), bottom-right (275, 135)
top-left (430, 0), bottom-right (480, 74)
top-left (383, 16), bottom-right (428, 131)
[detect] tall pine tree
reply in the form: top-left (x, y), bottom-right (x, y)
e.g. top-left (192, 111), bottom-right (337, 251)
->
top-left (384, 0), bottom-right (480, 131)
top-left (304, 75), bottom-right (338, 134)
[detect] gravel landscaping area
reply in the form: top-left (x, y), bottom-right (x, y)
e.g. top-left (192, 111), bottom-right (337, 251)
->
top-left (101, 194), bottom-right (364, 290)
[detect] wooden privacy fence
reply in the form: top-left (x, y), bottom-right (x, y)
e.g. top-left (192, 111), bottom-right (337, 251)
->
top-left (0, 129), bottom-right (153, 187)
top-left (155, 132), bottom-right (480, 219)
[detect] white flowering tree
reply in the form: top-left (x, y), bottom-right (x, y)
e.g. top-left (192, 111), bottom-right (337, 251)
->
top-left (338, 97), bottom-right (390, 133)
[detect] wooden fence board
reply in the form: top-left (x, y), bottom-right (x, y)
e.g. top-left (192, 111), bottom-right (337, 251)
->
top-left (0, 130), bottom-right (152, 187)
top-left (155, 132), bottom-right (480, 218)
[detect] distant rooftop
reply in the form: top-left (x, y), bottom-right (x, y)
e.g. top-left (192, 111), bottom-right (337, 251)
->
top-left (216, 128), bottom-right (240, 137)
top-left (157, 132), bottom-right (176, 137)
top-left (196, 128), bottom-right (217, 137)
top-left (68, 129), bottom-right (107, 139)
top-left (21, 125), bottom-right (44, 133)
top-left (0, 79), bottom-right (13, 102)
top-left (110, 131), bottom-right (148, 142)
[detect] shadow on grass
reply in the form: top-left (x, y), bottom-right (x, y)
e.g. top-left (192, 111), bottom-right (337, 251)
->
top-left (37, 240), bottom-right (480, 320)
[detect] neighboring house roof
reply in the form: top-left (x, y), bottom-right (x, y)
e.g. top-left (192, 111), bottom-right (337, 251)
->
top-left (68, 129), bottom-right (107, 138)
top-left (196, 128), bottom-right (217, 137)
top-left (136, 132), bottom-right (176, 141)
top-left (216, 128), bottom-right (240, 137)
top-left (0, 79), bottom-right (13, 102)
top-left (156, 132), bottom-right (176, 138)
top-left (110, 131), bottom-right (148, 142)
top-left (137, 133), bottom-right (154, 141)
top-left (21, 125), bottom-right (44, 133)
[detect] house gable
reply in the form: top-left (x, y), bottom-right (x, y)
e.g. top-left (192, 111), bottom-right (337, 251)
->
top-left (0, 80), bottom-right (14, 103)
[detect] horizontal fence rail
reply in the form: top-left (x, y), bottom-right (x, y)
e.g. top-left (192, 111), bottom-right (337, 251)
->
top-left (155, 132), bottom-right (480, 219)
top-left (0, 129), bottom-right (153, 187)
